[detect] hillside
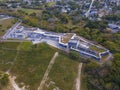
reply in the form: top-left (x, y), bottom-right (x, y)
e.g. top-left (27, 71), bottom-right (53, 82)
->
top-left (0, 42), bottom-right (81, 90)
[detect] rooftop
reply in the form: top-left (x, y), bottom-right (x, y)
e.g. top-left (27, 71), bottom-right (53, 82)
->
top-left (61, 33), bottom-right (74, 44)
top-left (68, 39), bottom-right (78, 44)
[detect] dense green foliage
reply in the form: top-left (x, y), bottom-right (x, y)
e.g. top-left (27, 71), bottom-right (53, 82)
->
top-left (82, 53), bottom-right (120, 90)
top-left (0, 73), bottom-right (9, 89)
top-left (69, 51), bottom-right (81, 60)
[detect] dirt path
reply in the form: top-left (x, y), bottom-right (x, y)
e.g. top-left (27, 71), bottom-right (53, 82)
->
top-left (8, 75), bottom-right (21, 90)
top-left (105, 53), bottom-right (113, 61)
top-left (76, 63), bottom-right (83, 90)
top-left (5, 72), bottom-right (22, 90)
top-left (7, 42), bottom-right (23, 73)
top-left (38, 52), bottom-right (59, 90)
top-left (5, 42), bottom-right (23, 90)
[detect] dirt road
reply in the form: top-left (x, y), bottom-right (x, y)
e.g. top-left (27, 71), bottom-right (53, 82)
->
top-left (38, 52), bottom-right (59, 90)
top-left (76, 63), bottom-right (83, 90)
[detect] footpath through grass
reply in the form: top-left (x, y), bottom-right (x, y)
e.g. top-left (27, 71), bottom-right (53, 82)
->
top-left (43, 53), bottom-right (79, 90)
top-left (0, 42), bottom-right (80, 90)
top-left (0, 42), bottom-right (20, 71)
top-left (20, 8), bottom-right (42, 15)
top-left (0, 42), bottom-right (56, 90)
top-left (81, 65), bottom-right (88, 90)
top-left (10, 43), bottom-right (56, 90)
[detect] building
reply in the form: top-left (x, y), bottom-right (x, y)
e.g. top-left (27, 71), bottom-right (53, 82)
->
top-left (3, 20), bottom-right (110, 61)
top-left (68, 39), bottom-right (79, 49)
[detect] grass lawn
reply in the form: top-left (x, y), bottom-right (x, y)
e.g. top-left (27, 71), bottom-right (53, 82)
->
top-left (43, 53), bottom-right (79, 90)
top-left (0, 42), bottom-right (56, 90)
top-left (20, 8), bottom-right (42, 15)
top-left (47, 2), bottom-right (56, 7)
top-left (0, 42), bottom-right (20, 49)
top-left (81, 65), bottom-right (88, 90)
top-left (10, 43), bottom-right (56, 90)
top-left (0, 42), bottom-right (57, 90)
top-left (0, 18), bottom-right (16, 36)
top-left (0, 42), bottom-right (20, 71)
top-left (90, 45), bottom-right (106, 53)
top-left (17, 41), bottom-right (32, 51)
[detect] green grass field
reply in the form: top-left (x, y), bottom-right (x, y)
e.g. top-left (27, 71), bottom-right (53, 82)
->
top-left (81, 65), bottom-right (88, 90)
top-left (10, 43), bottom-right (56, 90)
top-left (47, 2), bottom-right (56, 7)
top-left (0, 42), bottom-right (56, 90)
top-left (0, 42), bottom-right (20, 71)
top-left (90, 45), bottom-right (106, 53)
top-left (20, 8), bottom-right (42, 15)
top-left (0, 42), bottom-right (80, 90)
top-left (43, 53), bottom-right (79, 90)
top-left (0, 18), bottom-right (16, 36)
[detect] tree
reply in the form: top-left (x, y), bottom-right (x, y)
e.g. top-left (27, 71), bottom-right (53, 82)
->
top-left (59, 13), bottom-right (70, 24)
top-left (69, 51), bottom-right (81, 61)
top-left (0, 73), bottom-right (9, 88)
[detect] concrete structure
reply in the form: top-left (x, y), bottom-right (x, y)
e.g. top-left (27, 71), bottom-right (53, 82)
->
top-left (2, 21), bottom-right (110, 61)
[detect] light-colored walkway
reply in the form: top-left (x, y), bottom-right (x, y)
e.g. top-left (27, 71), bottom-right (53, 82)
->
top-left (5, 72), bottom-right (22, 90)
top-left (76, 63), bottom-right (83, 90)
top-left (4, 42), bottom-right (24, 90)
top-left (105, 53), bottom-right (113, 61)
top-left (38, 52), bottom-right (59, 90)
top-left (85, 0), bottom-right (95, 17)
top-left (8, 75), bottom-right (21, 90)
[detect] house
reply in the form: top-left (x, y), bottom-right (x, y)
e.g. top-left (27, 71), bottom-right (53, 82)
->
top-left (108, 24), bottom-right (120, 29)
top-left (108, 24), bottom-right (120, 33)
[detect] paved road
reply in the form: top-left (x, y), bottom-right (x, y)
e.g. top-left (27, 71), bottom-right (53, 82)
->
top-left (76, 63), bottom-right (83, 90)
top-left (85, 0), bottom-right (95, 17)
top-left (38, 52), bottom-right (59, 90)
